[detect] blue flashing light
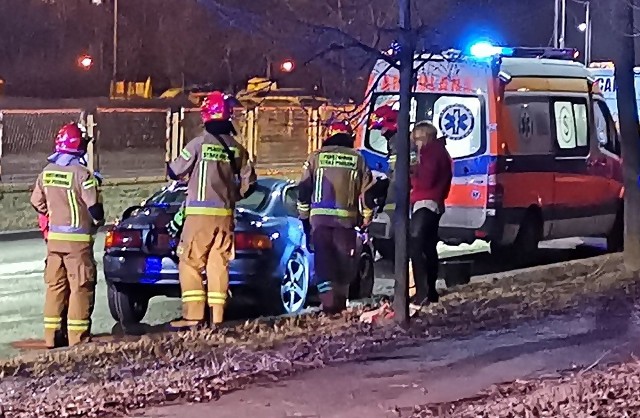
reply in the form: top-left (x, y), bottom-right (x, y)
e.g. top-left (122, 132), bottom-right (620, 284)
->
top-left (469, 42), bottom-right (514, 58)
top-left (144, 257), bottom-right (163, 274)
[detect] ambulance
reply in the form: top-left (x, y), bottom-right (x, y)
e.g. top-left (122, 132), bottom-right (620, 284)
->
top-left (359, 44), bottom-right (624, 260)
top-left (587, 61), bottom-right (640, 124)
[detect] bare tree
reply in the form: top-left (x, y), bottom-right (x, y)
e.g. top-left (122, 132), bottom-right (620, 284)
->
top-left (613, 0), bottom-right (640, 271)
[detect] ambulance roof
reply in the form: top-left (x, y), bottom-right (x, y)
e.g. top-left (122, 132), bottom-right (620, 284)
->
top-left (500, 57), bottom-right (591, 79)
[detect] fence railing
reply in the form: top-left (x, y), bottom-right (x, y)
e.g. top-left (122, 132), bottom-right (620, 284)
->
top-left (0, 104), bottom-right (354, 184)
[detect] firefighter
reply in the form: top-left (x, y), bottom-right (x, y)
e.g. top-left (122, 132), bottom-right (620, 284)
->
top-left (367, 105), bottom-right (399, 214)
top-left (297, 120), bottom-right (376, 314)
top-left (30, 123), bottom-right (104, 348)
top-left (167, 91), bottom-right (256, 330)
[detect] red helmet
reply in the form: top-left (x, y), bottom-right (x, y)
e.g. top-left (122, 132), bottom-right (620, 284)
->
top-left (369, 105), bottom-right (398, 133)
top-left (200, 91), bottom-right (233, 123)
top-left (327, 120), bottom-right (353, 138)
top-left (55, 123), bottom-right (87, 155)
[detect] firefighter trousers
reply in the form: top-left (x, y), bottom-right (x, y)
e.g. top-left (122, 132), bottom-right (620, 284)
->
top-left (312, 225), bottom-right (357, 314)
top-left (177, 215), bottom-right (234, 324)
top-left (44, 243), bottom-right (96, 347)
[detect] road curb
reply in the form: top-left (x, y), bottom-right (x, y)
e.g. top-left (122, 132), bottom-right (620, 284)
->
top-left (0, 225), bottom-right (114, 242)
top-left (469, 252), bottom-right (624, 287)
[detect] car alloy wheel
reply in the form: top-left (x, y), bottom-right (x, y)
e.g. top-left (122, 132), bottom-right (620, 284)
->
top-left (280, 251), bottom-right (309, 314)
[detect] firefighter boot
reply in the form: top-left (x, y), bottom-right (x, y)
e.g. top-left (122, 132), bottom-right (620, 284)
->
top-left (318, 281), bottom-right (340, 314)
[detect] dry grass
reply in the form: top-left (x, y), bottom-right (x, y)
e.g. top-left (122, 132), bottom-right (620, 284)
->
top-left (0, 254), bottom-right (635, 417)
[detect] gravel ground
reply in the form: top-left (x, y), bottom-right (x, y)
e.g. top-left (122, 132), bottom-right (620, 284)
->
top-left (0, 254), bottom-right (635, 417)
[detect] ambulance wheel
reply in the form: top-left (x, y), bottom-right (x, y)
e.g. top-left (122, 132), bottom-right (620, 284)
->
top-left (349, 249), bottom-right (375, 300)
top-left (606, 204), bottom-right (624, 252)
top-left (107, 283), bottom-right (149, 324)
top-left (512, 210), bottom-right (542, 265)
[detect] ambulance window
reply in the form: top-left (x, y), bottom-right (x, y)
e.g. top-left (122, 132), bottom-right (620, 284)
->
top-left (552, 98), bottom-right (589, 157)
top-left (432, 96), bottom-right (483, 159)
top-left (366, 95), bottom-right (398, 155)
top-left (594, 100), bottom-right (621, 156)
top-left (504, 96), bottom-right (553, 155)
top-left (573, 104), bottom-right (588, 147)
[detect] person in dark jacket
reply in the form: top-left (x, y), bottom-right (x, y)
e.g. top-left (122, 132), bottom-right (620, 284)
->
top-left (409, 121), bottom-right (452, 305)
top-left (297, 121), bottom-right (376, 314)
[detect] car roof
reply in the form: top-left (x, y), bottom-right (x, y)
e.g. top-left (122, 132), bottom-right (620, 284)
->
top-left (172, 177), bottom-right (296, 193)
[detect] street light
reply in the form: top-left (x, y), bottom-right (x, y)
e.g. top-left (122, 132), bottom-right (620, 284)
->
top-left (78, 54), bottom-right (94, 70)
top-left (280, 59), bottom-right (295, 73)
top-left (576, 1), bottom-right (591, 65)
top-left (92, 0), bottom-right (117, 80)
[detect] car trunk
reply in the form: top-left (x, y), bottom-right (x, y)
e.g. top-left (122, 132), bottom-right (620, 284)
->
top-left (106, 205), bottom-right (261, 258)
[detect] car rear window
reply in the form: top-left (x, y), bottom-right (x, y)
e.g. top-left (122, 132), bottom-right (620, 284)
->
top-left (146, 183), bottom-right (271, 212)
top-left (237, 184), bottom-right (270, 212)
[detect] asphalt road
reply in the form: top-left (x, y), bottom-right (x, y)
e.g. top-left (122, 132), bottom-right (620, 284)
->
top-left (0, 234), bottom-right (606, 359)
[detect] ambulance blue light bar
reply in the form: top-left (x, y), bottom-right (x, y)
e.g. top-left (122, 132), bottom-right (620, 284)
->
top-left (469, 42), bottom-right (514, 58)
top-left (469, 42), bottom-right (578, 61)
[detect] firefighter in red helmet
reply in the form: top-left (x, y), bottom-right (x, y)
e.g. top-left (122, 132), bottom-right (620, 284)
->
top-left (30, 123), bottom-right (104, 348)
top-left (167, 91), bottom-right (256, 330)
top-left (297, 119), bottom-right (376, 314)
top-left (367, 104), bottom-right (400, 216)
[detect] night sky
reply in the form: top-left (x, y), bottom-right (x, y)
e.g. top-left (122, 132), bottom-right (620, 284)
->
top-left (0, 0), bottom-right (631, 99)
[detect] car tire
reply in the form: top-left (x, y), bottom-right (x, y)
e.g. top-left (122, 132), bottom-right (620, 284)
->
top-left (349, 250), bottom-right (375, 300)
top-left (265, 250), bottom-right (310, 316)
top-left (107, 283), bottom-right (149, 324)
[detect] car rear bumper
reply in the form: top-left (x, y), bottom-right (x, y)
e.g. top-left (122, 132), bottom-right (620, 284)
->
top-left (370, 206), bottom-right (511, 245)
top-left (103, 250), bottom-right (282, 291)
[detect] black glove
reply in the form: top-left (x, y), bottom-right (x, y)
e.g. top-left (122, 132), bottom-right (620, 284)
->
top-left (302, 218), bottom-right (313, 253)
top-left (167, 219), bottom-right (180, 239)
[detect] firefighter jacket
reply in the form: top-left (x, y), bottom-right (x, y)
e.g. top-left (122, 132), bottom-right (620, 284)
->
top-left (168, 132), bottom-right (256, 217)
top-left (297, 143), bottom-right (376, 229)
top-left (30, 163), bottom-right (102, 244)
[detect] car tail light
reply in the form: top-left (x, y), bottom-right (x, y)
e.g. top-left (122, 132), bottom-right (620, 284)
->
top-left (234, 232), bottom-right (272, 251)
top-left (487, 161), bottom-right (503, 208)
top-left (105, 229), bottom-right (143, 249)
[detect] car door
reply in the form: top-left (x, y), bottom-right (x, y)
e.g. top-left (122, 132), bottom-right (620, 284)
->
top-left (550, 97), bottom-right (610, 238)
top-left (593, 98), bottom-right (623, 229)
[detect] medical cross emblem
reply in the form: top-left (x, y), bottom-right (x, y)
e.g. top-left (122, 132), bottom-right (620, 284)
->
top-left (439, 104), bottom-right (474, 140)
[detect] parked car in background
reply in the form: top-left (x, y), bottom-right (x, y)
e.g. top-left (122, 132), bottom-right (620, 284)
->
top-left (103, 178), bottom-right (375, 324)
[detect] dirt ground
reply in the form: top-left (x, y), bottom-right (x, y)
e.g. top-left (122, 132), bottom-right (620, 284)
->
top-left (145, 301), bottom-right (639, 418)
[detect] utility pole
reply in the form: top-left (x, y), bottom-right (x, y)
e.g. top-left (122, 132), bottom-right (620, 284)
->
top-left (392, 0), bottom-right (413, 327)
top-left (112, 0), bottom-right (118, 80)
top-left (584, 0), bottom-right (591, 65)
top-left (337, 0), bottom-right (347, 96)
top-left (560, 0), bottom-right (567, 48)
top-left (553, 0), bottom-right (559, 47)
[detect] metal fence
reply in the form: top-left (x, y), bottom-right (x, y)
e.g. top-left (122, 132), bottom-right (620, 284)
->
top-left (0, 104), bottom-right (354, 184)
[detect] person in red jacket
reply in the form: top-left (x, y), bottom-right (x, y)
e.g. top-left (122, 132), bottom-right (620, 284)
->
top-left (409, 121), bottom-right (452, 305)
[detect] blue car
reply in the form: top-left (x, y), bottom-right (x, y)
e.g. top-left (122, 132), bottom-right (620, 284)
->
top-left (103, 178), bottom-right (375, 324)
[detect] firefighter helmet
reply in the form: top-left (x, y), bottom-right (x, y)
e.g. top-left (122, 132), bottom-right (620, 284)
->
top-left (369, 104), bottom-right (398, 133)
top-left (327, 120), bottom-right (353, 138)
top-left (54, 123), bottom-right (88, 155)
top-left (201, 91), bottom-right (233, 123)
